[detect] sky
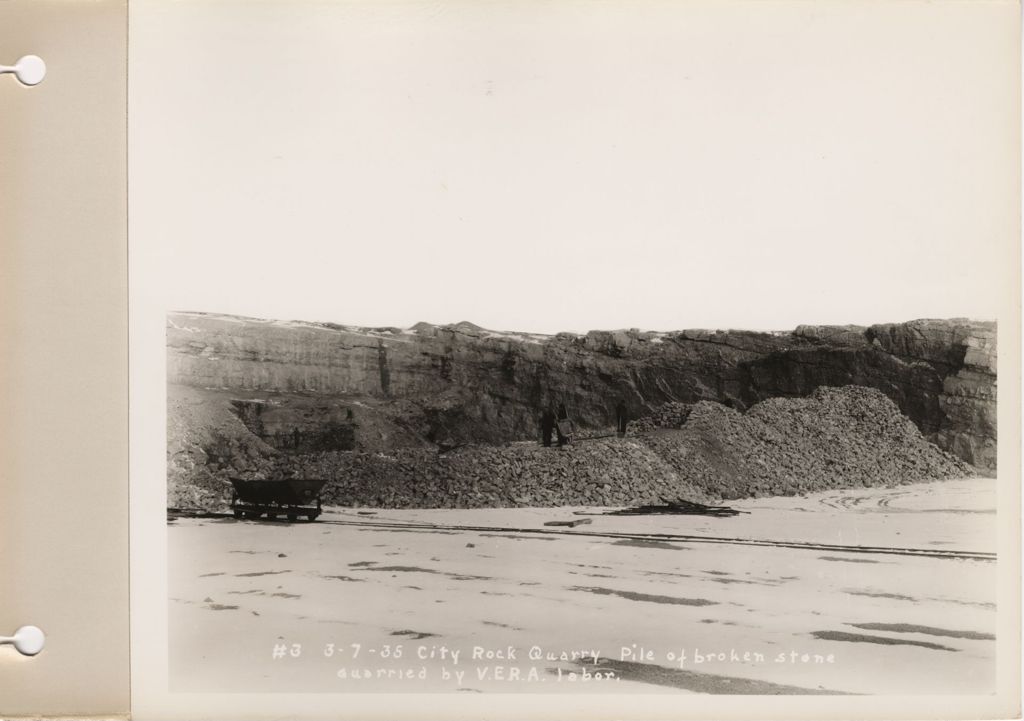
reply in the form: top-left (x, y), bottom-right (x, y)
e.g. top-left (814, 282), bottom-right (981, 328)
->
top-left (130, 0), bottom-right (1019, 334)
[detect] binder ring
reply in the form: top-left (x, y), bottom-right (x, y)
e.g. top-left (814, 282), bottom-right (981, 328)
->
top-left (0, 55), bottom-right (46, 86)
top-left (0, 626), bottom-right (45, 656)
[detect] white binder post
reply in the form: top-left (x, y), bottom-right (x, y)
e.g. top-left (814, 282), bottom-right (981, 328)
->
top-left (0, 55), bottom-right (46, 85)
top-left (0, 626), bottom-right (45, 656)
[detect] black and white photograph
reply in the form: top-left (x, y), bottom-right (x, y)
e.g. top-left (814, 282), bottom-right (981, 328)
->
top-left (127, 0), bottom-right (1019, 717)
top-left (165, 313), bottom-right (999, 696)
top-left (165, 312), bottom-right (998, 695)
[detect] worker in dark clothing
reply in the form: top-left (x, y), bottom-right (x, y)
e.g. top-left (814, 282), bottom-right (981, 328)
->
top-left (615, 400), bottom-right (628, 438)
top-left (555, 403), bottom-right (573, 446)
top-left (540, 408), bottom-right (555, 447)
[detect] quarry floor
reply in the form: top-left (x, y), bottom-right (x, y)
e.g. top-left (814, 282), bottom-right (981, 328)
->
top-left (169, 478), bottom-right (998, 694)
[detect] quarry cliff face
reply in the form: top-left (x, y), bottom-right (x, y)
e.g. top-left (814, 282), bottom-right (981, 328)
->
top-left (167, 313), bottom-right (996, 472)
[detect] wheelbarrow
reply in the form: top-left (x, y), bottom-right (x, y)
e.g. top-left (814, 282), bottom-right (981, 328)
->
top-left (229, 478), bottom-right (328, 522)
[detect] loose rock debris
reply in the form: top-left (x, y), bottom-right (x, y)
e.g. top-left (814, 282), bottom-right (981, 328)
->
top-left (592, 499), bottom-right (746, 518)
top-left (170, 386), bottom-right (974, 511)
top-left (543, 518), bottom-right (593, 527)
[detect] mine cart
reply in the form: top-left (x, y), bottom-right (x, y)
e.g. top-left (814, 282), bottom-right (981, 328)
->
top-left (229, 478), bottom-right (327, 522)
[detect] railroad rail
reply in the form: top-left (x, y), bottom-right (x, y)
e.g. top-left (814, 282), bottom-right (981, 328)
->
top-left (168, 509), bottom-right (997, 561)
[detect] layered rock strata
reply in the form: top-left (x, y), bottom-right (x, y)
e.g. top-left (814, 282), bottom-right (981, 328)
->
top-left (168, 313), bottom-right (996, 471)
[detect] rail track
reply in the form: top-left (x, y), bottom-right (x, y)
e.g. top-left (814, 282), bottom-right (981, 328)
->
top-left (169, 509), bottom-right (997, 562)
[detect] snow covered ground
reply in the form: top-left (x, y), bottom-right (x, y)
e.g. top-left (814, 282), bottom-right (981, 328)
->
top-left (168, 478), bottom-right (997, 694)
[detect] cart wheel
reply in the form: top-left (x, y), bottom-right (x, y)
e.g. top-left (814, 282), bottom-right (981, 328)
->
top-left (305, 512), bottom-right (317, 522)
top-left (244, 511), bottom-right (259, 520)
top-left (287, 513), bottom-right (298, 523)
top-left (265, 512), bottom-right (277, 521)
top-left (232, 509), bottom-right (243, 519)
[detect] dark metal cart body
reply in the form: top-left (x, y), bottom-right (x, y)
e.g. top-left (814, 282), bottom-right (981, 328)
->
top-left (229, 478), bottom-right (327, 522)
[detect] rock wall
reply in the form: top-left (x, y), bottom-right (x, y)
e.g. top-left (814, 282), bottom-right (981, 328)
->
top-left (167, 313), bottom-right (996, 471)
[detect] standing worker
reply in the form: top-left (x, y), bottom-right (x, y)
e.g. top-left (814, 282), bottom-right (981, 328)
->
top-left (540, 407), bottom-right (556, 447)
top-left (555, 403), bottom-right (573, 446)
top-left (615, 400), bottom-right (629, 438)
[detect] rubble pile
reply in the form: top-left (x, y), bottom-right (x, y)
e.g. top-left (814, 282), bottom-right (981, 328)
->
top-left (280, 387), bottom-right (971, 509)
top-left (282, 440), bottom-right (707, 509)
top-left (640, 386), bottom-right (974, 500)
top-left (627, 402), bottom-right (694, 435)
top-left (169, 385), bottom-right (975, 511)
top-left (166, 387), bottom-right (277, 510)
